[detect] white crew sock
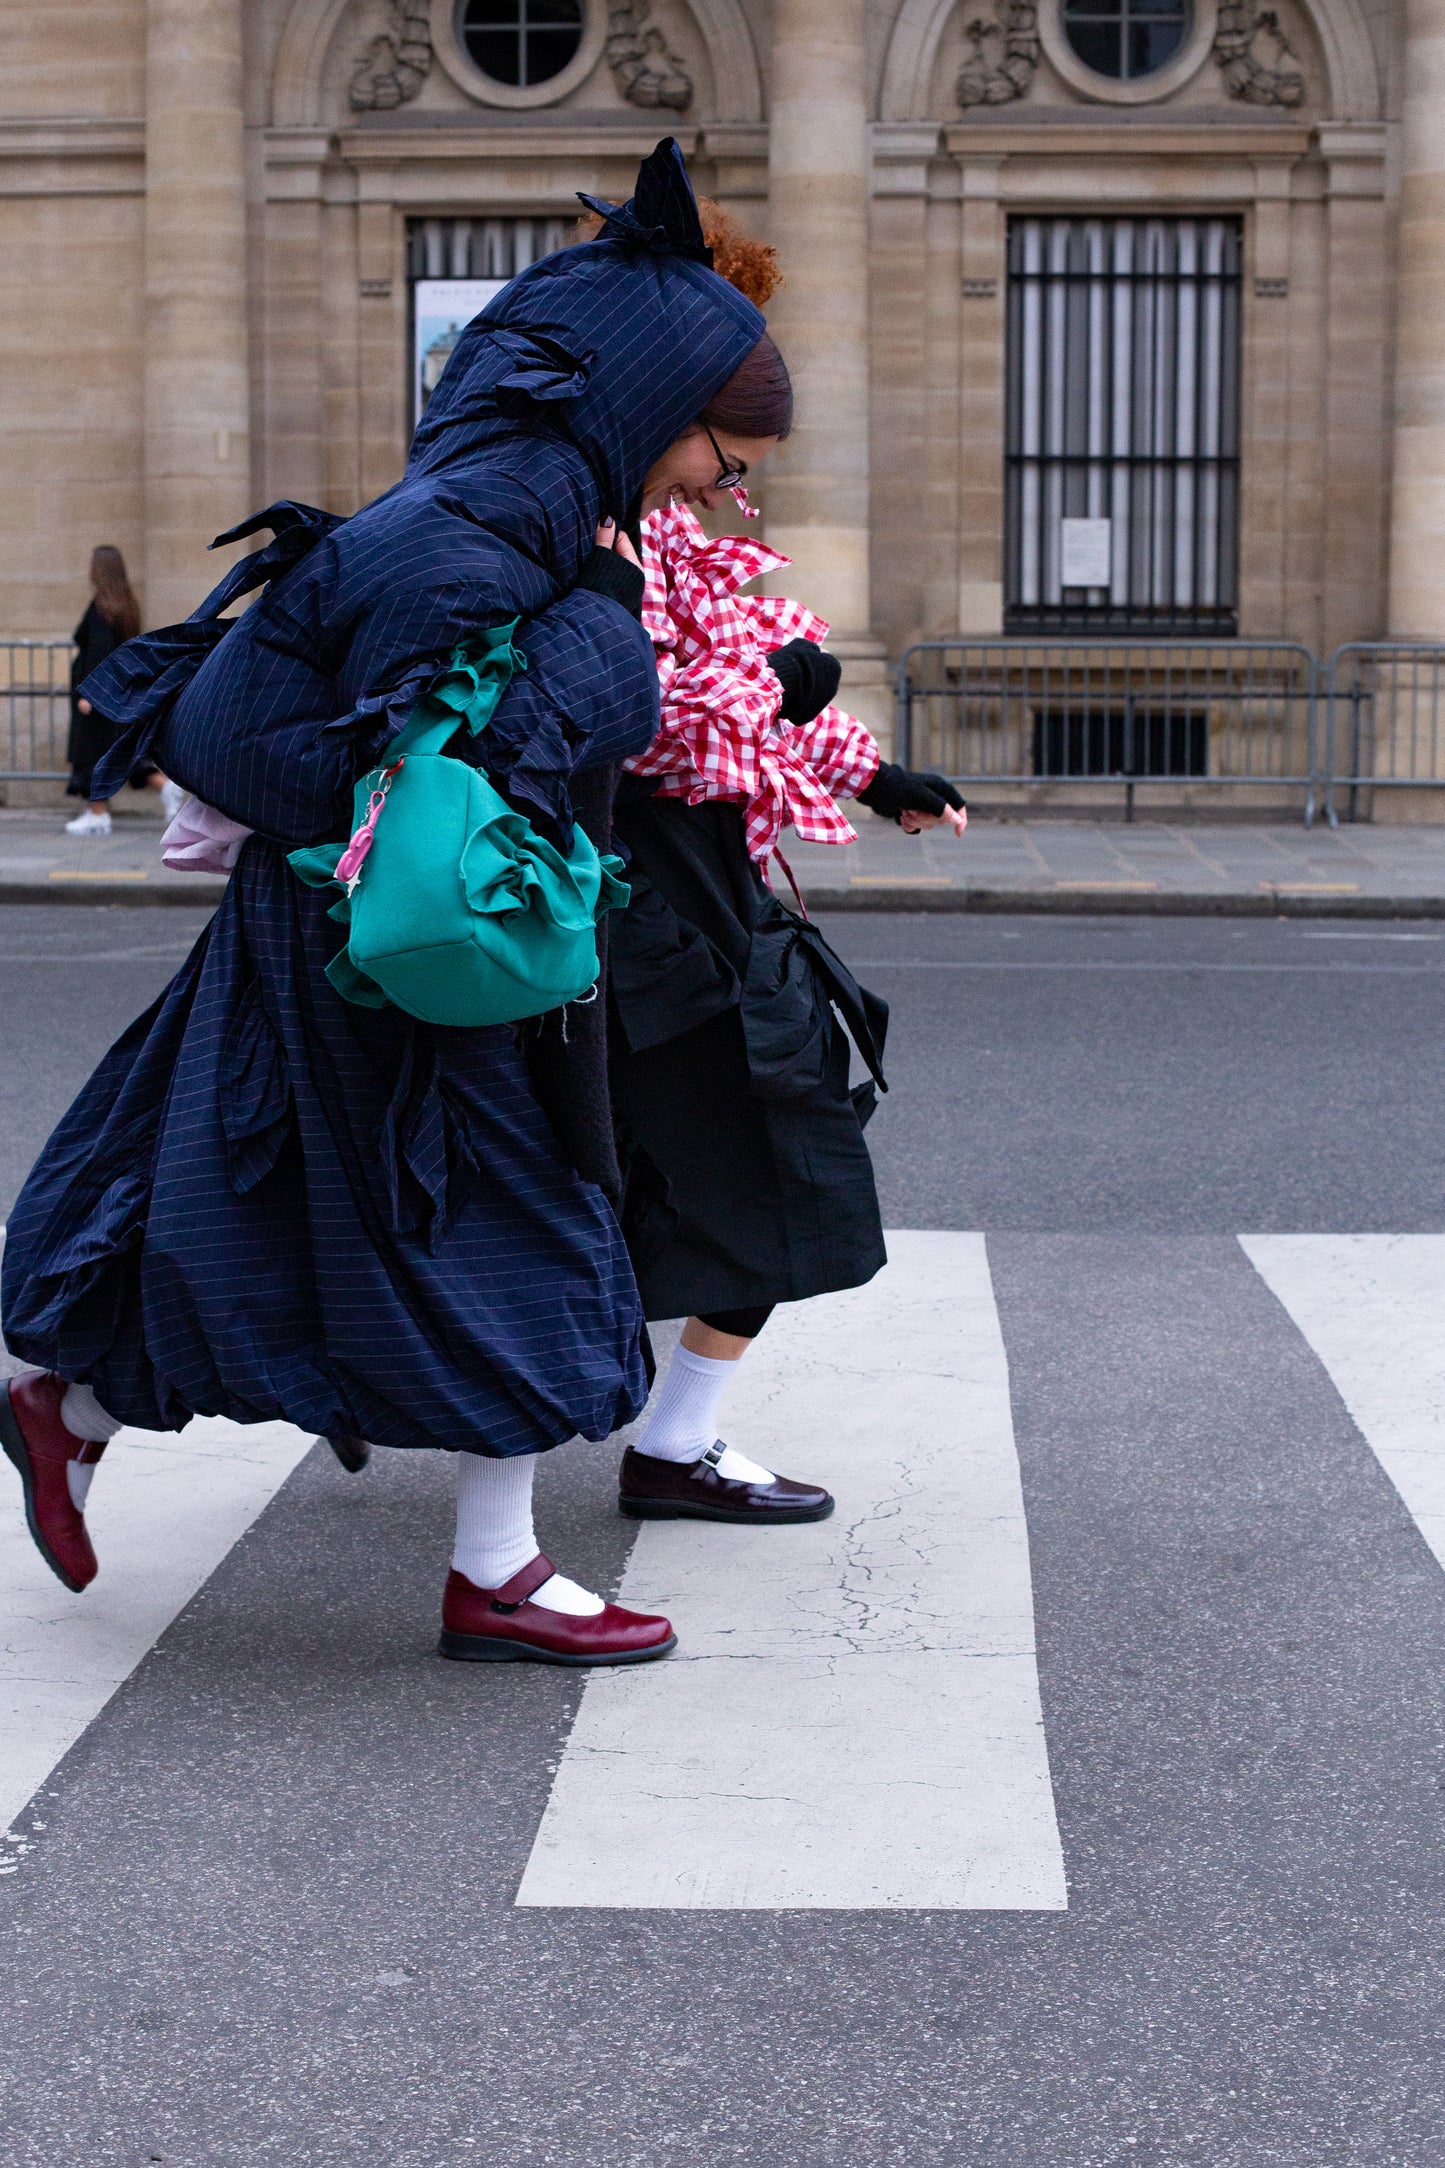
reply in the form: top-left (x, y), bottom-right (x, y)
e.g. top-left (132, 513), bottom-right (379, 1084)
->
top-left (452, 1452), bottom-right (604, 1617)
top-left (632, 1344), bottom-right (774, 1484)
top-left (59, 1383), bottom-right (121, 1509)
top-left (60, 1382), bottom-right (121, 1444)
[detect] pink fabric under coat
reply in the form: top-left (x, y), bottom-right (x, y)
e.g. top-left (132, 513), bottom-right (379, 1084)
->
top-left (160, 797), bottom-right (253, 875)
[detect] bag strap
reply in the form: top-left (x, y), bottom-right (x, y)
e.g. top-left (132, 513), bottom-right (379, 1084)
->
top-left (387, 620), bottom-right (524, 761)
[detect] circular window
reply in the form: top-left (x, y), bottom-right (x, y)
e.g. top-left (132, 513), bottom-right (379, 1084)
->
top-left (1040, 0), bottom-right (1214, 100)
top-left (458, 0), bottom-right (584, 87)
top-left (1061, 0), bottom-right (1189, 78)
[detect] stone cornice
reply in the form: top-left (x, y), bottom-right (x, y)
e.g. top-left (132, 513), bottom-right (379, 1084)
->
top-left (0, 115), bottom-right (144, 195)
top-left (942, 118), bottom-right (1313, 161)
top-left (1315, 119), bottom-right (1387, 195)
top-left (335, 120), bottom-right (701, 165)
top-left (0, 116), bottom-right (144, 160)
top-left (871, 122), bottom-right (944, 197)
top-left (696, 124), bottom-right (768, 162)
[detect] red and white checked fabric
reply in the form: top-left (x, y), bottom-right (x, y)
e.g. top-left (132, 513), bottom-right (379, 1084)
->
top-left (625, 499), bottom-right (880, 864)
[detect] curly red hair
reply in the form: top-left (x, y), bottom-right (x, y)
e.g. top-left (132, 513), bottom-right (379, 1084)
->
top-left (573, 196), bottom-right (782, 311)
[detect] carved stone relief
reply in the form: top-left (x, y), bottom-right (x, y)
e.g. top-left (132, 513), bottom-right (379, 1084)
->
top-left (349, 1), bottom-right (433, 109)
top-left (1212, 0), bottom-right (1305, 105)
top-left (347, 0), bottom-right (693, 114)
top-left (606, 2), bottom-right (694, 110)
top-left (956, 0), bottom-right (1040, 108)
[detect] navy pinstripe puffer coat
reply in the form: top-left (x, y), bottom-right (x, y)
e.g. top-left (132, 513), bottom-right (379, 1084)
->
top-left (1, 140), bottom-right (764, 1456)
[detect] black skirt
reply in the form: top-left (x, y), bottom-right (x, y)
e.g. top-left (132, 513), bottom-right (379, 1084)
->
top-left (608, 786), bottom-right (888, 1322)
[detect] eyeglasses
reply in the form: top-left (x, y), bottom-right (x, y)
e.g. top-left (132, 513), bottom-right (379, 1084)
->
top-left (703, 424), bottom-right (746, 491)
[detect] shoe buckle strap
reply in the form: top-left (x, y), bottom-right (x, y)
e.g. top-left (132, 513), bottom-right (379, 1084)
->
top-left (698, 1439), bottom-right (726, 1471)
top-left (489, 1551), bottom-right (555, 1613)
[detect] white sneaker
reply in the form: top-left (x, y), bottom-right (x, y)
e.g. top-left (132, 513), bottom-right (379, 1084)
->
top-left (64, 809), bottom-right (112, 837)
top-left (159, 778), bottom-right (187, 822)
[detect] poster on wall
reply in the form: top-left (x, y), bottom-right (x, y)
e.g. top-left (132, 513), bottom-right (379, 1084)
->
top-left (1059, 517), bottom-right (1113, 591)
top-left (413, 278), bottom-right (507, 422)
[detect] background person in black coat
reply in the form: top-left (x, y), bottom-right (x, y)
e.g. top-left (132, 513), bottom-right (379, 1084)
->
top-left (65, 546), bottom-right (182, 835)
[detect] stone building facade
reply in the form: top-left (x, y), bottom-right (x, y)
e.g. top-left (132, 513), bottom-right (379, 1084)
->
top-left (0, 0), bottom-right (1434, 780)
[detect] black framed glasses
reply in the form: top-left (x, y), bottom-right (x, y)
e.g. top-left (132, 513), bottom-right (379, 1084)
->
top-left (703, 424), bottom-right (746, 490)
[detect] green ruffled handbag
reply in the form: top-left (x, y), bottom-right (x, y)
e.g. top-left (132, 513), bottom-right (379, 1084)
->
top-left (289, 622), bottom-right (629, 1028)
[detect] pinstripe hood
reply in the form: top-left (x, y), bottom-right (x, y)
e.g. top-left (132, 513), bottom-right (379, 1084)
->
top-left (405, 138), bottom-right (764, 521)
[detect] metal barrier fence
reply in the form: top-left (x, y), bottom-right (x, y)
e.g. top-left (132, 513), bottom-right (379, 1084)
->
top-left (1321, 644), bottom-right (1445, 827)
top-left (11, 632), bottom-right (1445, 824)
top-left (1, 640), bottom-right (73, 781)
top-left (897, 640), bottom-right (1321, 823)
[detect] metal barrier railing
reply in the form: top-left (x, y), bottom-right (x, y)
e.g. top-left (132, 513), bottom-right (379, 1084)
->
top-left (0, 640), bottom-right (74, 782)
top-left (897, 640), bottom-right (1322, 824)
top-left (9, 631), bottom-right (1445, 825)
top-left (1321, 643), bottom-right (1445, 828)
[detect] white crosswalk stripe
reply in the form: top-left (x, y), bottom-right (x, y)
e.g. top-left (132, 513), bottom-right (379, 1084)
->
top-left (0, 1415), bottom-right (313, 1839)
top-left (515, 1232), bottom-right (1068, 1911)
top-left (1241, 1234), bottom-right (1445, 1572)
top-left (8, 1232), bottom-right (1443, 1899)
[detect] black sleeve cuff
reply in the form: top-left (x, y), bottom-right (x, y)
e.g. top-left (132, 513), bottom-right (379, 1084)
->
top-left (765, 639), bottom-right (843, 725)
top-left (577, 546), bottom-right (646, 619)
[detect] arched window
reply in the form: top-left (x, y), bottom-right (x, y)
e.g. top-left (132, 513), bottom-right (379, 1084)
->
top-left (457, 0), bottom-right (585, 87)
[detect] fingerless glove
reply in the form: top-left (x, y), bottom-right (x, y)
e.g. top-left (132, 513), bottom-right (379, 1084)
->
top-left (856, 761), bottom-right (966, 824)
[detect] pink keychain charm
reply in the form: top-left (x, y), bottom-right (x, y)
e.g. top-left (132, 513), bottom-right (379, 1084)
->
top-left (335, 761), bottom-right (402, 892)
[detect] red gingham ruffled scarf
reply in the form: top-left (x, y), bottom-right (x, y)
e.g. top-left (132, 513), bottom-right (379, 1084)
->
top-left (624, 500), bottom-right (880, 866)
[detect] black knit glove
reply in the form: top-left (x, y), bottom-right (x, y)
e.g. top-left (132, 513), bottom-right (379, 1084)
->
top-left (856, 760), bottom-right (966, 826)
top-left (577, 544), bottom-right (645, 619)
top-left (765, 639), bottom-right (842, 725)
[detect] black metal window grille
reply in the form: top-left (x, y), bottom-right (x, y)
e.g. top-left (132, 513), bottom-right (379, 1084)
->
top-left (406, 215), bottom-right (573, 282)
top-left (1004, 216), bottom-right (1242, 636)
top-left (457, 0), bottom-right (584, 87)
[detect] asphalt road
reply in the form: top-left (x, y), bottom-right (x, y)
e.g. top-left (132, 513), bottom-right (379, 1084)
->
top-left (4, 906), bottom-right (1444, 1229)
top-left (1, 906), bottom-right (1443, 2167)
top-left (822, 910), bottom-right (1445, 1234)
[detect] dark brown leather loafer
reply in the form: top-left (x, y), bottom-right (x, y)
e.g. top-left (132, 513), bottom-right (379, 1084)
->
top-left (619, 1441), bottom-right (834, 1525)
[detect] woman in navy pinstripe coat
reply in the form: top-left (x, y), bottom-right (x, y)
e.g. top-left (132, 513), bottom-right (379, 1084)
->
top-left (1, 142), bottom-right (785, 1666)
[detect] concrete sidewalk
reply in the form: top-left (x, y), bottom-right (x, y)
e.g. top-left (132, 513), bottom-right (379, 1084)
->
top-left (783, 813), bottom-right (1445, 914)
top-left (3, 803), bottom-right (1445, 915)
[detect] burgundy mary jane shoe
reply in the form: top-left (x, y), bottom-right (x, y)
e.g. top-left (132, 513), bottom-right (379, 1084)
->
top-left (0, 1371), bottom-right (109, 1593)
top-left (437, 1553), bottom-right (676, 1667)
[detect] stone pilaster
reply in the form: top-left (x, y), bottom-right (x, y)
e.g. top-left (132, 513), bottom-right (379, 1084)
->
top-left (143, 0), bottom-right (251, 628)
top-left (764, 0), bottom-right (875, 656)
top-left (1388, 0), bottom-right (1445, 638)
top-left (1320, 126), bottom-right (1388, 653)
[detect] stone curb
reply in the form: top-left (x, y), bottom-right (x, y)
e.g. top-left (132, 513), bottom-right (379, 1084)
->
top-left (800, 885), bottom-right (1445, 918)
top-left (0, 879), bottom-right (227, 907)
top-left (3, 875), bottom-right (1444, 919)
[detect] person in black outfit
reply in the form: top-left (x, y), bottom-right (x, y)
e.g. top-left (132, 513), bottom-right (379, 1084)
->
top-left (65, 545), bottom-right (181, 834)
top-left (586, 336), bottom-right (965, 1531)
